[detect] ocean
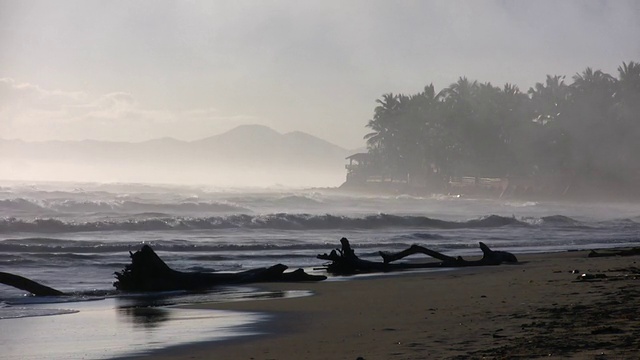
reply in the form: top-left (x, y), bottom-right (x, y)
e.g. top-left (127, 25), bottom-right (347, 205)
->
top-left (1, 181), bottom-right (639, 358)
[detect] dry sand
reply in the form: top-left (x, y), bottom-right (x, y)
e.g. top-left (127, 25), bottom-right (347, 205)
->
top-left (149, 250), bottom-right (640, 360)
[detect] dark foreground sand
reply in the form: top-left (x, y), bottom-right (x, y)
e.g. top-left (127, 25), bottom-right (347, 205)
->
top-left (149, 250), bottom-right (640, 360)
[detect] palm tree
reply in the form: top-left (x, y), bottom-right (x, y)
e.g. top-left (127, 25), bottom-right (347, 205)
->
top-left (439, 77), bottom-right (481, 177)
top-left (610, 61), bottom-right (640, 178)
top-left (493, 83), bottom-right (533, 176)
top-left (364, 93), bottom-right (414, 181)
top-left (444, 77), bottom-right (479, 103)
top-left (617, 61), bottom-right (640, 89)
top-left (358, 61), bottom-right (640, 194)
top-left (407, 84), bottom-right (448, 187)
top-left (528, 75), bottom-right (570, 125)
top-left (614, 61), bottom-right (640, 117)
top-left (364, 93), bottom-right (400, 152)
top-left (566, 68), bottom-right (617, 178)
top-left (571, 67), bottom-right (615, 96)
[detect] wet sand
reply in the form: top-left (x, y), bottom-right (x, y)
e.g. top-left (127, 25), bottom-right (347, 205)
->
top-left (150, 250), bottom-right (640, 360)
top-left (4, 250), bottom-right (639, 359)
top-left (0, 297), bottom-right (269, 360)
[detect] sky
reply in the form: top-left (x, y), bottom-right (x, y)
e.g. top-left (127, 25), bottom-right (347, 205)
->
top-left (1, 0), bottom-right (639, 149)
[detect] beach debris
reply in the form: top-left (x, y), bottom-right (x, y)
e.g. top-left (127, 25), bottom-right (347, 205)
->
top-left (577, 273), bottom-right (607, 281)
top-left (114, 245), bottom-right (326, 292)
top-left (317, 238), bottom-right (518, 275)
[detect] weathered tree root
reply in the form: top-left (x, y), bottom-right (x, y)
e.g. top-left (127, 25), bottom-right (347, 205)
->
top-left (318, 237), bottom-right (518, 275)
top-left (113, 245), bottom-right (326, 292)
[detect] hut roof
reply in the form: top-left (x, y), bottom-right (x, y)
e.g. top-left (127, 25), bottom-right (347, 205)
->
top-left (345, 152), bottom-right (371, 161)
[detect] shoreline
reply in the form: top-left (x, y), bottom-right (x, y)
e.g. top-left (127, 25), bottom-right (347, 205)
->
top-left (147, 249), bottom-right (640, 359)
top-left (331, 188), bottom-right (640, 206)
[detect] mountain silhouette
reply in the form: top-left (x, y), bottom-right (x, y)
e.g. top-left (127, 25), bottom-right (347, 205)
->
top-left (0, 125), bottom-right (354, 186)
top-left (192, 125), bottom-right (349, 166)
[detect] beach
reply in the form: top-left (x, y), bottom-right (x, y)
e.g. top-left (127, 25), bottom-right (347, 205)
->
top-left (148, 250), bottom-right (640, 360)
top-left (3, 185), bottom-right (640, 359)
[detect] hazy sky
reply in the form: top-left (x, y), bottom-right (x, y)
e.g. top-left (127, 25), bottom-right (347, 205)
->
top-left (1, 0), bottom-right (639, 148)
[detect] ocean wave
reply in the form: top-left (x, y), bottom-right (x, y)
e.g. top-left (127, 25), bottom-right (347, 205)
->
top-left (0, 238), bottom-right (332, 254)
top-left (398, 233), bottom-right (447, 240)
top-left (54, 200), bottom-right (249, 214)
top-left (272, 195), bottom-right (323, 206)
top-left (540, 215), bottom-right (581, 225)
top-left (596, 218), bottom-right (640, 230)
top-left (0, 199), bottom-right (46, 212)
top-left (226, 194), bottom-right (323, 208)
top-left (0, 213), bottom-right (530, 234)
top-left (0, 198), bottom-right (249, 214)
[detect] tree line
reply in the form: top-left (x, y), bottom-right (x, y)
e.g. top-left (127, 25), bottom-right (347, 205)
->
top-left (364, 61), bottom-right (640, 193)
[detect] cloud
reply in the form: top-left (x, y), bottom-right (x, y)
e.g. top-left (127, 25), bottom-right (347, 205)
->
top-left (0, 78), bottom-right (87, 111)
top-left (0, 79), bottom-right (258, 141)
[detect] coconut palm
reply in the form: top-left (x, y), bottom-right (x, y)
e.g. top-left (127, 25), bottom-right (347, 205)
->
top-left (528, 75), bottom-right (570, 125)
top-left (364, 93), bottom-right (401, 152)
top-left (364, 93), bottom-right (414, 181)
top-left (565, 68), bottom-right (618, 178)
top-left (358, 60), bottom-right (640, 195)
top-left (614, 61), bottom-right (640, 119)
top-left (610, 62), bottom-right (640, 176)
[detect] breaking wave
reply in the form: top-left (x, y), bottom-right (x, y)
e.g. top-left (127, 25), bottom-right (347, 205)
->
top-left (540, 215), bottom-right (582, 225)
top-left (0, 214), bottom-right (529, 233)
top-left (0, 237), bottom-right (336, 254)
top-left (401, 233), bottom-right (447, 240)
top-left (271, 195), bottom-right (323, 206)
top-left (521, 215), bottom-right (586, 226)
top-left (0, 198), bottom-right (249, 214)
top-left (0, 199), bottom-right (47, 212)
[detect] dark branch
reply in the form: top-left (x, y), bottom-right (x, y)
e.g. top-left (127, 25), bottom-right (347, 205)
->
top-left (0, 271), bottom-right (65, 296)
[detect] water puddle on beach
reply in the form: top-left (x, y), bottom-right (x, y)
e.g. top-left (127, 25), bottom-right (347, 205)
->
top-left (0, 287), bottom-right (310, 359)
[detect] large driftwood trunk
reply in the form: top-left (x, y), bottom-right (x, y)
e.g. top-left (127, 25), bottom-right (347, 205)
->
top-left (0, 245), bottom-right (325, 296)
top-left (114, 245), bottom-right (326, 292)
top-left (317, 238), bottom-right (518, 275)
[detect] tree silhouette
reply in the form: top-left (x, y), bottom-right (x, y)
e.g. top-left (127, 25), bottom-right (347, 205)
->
top-left (359, 61), bottom-right (640, 198)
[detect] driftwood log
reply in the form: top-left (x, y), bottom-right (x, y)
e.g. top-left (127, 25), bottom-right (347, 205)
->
top-left (317, 237), bottom-right (518, 275)
top-left (113, 245), bottom-right (326, 292)
top-left (0, 245), bottom-right (325, 296)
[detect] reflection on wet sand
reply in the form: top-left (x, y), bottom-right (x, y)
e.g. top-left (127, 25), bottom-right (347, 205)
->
top-left (115, 286), bottom-right (311, 330)
top-left (1, 288), bottom-right (312, 359)
top-left (118, 305), bottom-right (171, 329)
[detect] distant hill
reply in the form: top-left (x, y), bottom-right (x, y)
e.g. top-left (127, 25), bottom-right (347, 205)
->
top-left (192, 125), bottom-right (350, 166)
top-left (0, 125), bottom-right (355, 187)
